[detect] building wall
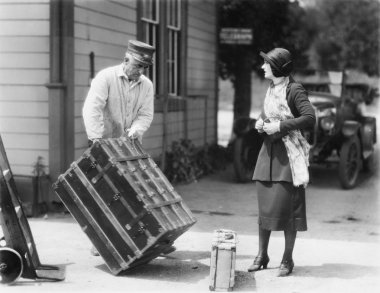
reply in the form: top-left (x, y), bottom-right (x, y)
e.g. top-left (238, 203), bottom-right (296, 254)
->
top-left (0, 0), bottom-right (218, 179)
top-left (0, 0), bottom-right (50, 176)
top-left (73, 0), bottom-right (218, 160)
top-left (73, 0), bottom-right (138, 159)
top-left (186, 0), bottom-right (217, 145)
top-left (145, 0), bottom-right (218, 155)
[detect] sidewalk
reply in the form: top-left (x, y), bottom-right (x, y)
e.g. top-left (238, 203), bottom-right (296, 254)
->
top-left (2, 165), bottom-right (380, 293)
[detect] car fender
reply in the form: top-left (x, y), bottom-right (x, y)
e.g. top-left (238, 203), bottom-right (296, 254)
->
top-left (233, 117), bottom-right (257, 136)
top-left (342, 120), bottom-right (360, 138)
top-left (359, 116), bottom-right (377, 159)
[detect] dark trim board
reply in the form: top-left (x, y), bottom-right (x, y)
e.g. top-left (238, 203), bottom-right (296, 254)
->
top-left (47, 0), bottom-right (75, 183)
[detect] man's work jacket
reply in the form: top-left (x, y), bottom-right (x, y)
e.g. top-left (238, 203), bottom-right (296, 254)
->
top-left (83, 64), bottom-right (154, 140)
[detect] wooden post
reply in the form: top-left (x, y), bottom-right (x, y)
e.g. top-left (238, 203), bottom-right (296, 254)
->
top-left (181, 1), bottom-right (188, 139)
top-left (159, 0), bottom-right (169, 170)
top-left (46, 0), bottom-right (74, 185)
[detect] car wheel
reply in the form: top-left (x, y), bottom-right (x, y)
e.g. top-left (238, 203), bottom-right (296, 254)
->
top-left (362, 152), bottom-right (376, 173)
top-left (233, 136), bottom-right (260, 183)
top-left (338, 135), bottom-right (361, 189)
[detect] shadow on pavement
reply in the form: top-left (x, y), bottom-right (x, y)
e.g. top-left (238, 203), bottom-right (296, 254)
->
top-left (93, 250), bottom-right (210, 283)
top-left (234, 270), bottom-right (257, 291)
top-left (295, 263), bottom-right (380, 279)
top-left (309, 164), bottom-right (377, 190)
top-left (121, 259), bottom-right (209, 283)
top-left (94, 250), bottom-right (258, 291)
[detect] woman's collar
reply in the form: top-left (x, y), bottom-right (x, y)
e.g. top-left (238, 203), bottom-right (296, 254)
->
top-left (271, 76), bottom-right (289, 87)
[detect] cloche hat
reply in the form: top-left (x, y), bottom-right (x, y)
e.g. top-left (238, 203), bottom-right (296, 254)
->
top-left (260, 48), bottom-right (293, 77)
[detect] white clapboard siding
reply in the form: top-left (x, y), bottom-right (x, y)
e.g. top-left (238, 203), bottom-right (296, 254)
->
top-left (0, 3), bottom-right (49, 19)
top-left (0, 85), bottom-right (48, 102)
top-left (0, 36), bottom-right (49, 53)
top-left (74, 117), bottom-right (85, 133)
top-left (187, 58), bottom-right (215, 70)
top-left (75, 7), bottom-right (136, 36)
top-left (188, 1), bottom-right (217, 21)
top-left (74, 101), bottom-right (84, 118)
top-left (73, 0), bottom-right (138, 159)
top-left (186, 0), bottom-right (217, 147)
top-left (75, 0), bottom-right (136, 20)
top-left (2, 133), bottom-right (48, 150)
top-left (75, 69), bottom-right (94, 87)
top-left (74, 85), bottom-right (90, 101)
top-left (187, 24), bottom-right (215, 42)
top-left (0, 1), bottom-right (50, 176)
top-left (188, 46), bottom-right (215, 62)
top-left (143, 113), bottom-right (164, 154)
top-left (6, 149), bottom-right (49, 168)
top-left (187, 37), bottom-right (216, 53)
top-left (74, 132), bottom-right (88, 151)
top-left (0, 69), bottom-right (49, 85)
top-left (74, 53), bottom-right (121, 71)
top-left (0, 117), bottom-right (48, 134)
top-left (0, 20), bottom-right (49, 36)
top-left (75, 38), bottom-right (127, 59)
top-left (75, 23), bottom-right (135, 47)
top-left (0, 0), bottom-right (49, 3)
top-left (0, 53), bottom-right (49, 69)
top-left (0, 101), bottom-right (48, 118)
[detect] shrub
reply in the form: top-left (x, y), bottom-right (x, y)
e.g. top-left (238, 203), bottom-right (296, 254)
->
top-left (163, 139), bottom-right (230, 184)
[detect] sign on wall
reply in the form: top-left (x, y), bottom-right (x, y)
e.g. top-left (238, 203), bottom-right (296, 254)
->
top-left (219, 28), bottom-right (253, 45)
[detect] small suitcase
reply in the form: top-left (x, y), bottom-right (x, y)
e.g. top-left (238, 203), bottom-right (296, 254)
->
top-left (53, 137), bottom-right (196, 275)
top-left (209, 229), bottom-right (237, 291)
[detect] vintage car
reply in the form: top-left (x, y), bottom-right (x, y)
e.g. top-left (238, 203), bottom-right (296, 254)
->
top-left (232, 79), bottom-right (377, 189)
top-left (345, 83), bottom-right (379, 105)
top-left (303, 87), bottom-right (377, 189)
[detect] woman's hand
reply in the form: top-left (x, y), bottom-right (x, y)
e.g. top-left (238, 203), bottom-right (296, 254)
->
top-left (255, 118), bottom-right (264, 133)
top-left (263, 121), bottom-right (280, 135)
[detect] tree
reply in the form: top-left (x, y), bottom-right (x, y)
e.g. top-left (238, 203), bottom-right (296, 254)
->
top-left (218, 0), bottom-right (315, 120)
top-left (308, 0), bottom-right (380, 76)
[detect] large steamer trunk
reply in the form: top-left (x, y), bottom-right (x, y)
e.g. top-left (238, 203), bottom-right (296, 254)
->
top-left (53, 138), bottom-right (196, 275)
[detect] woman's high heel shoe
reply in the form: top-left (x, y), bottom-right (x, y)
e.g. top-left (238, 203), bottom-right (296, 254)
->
top-left (277, 259), bottom-right (294, 277)
top-left (247, 255), bottom-right (270, 272)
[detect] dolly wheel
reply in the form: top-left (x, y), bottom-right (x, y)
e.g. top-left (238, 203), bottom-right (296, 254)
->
top-left (0, 247), bottom-right (23, 285)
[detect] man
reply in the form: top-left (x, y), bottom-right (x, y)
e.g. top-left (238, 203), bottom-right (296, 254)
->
top-left (82, 40), bottom-right (155, 256)
top-left (83, 40), bottom-right (155, 146)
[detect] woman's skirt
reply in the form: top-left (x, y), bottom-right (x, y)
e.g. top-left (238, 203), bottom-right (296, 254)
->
top-left (257, 181), bottom-right (307, 231)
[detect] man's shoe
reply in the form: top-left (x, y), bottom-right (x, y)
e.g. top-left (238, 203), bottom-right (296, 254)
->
top-left (90, 246), bottom-right (100, 256)
top-left (277, 259), bottom-right (294, 277)
top-left (248, 255), bottom-right (270, 272)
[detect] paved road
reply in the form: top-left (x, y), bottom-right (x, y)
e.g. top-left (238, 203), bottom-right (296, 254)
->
top-left (1, 99), bottom-right (379, 292)
top-left (1, 154), bottom-right (379, 293)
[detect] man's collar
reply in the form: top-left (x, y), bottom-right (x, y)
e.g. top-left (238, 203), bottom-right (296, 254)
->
top-left (117, 63), bottom-right (143, 84)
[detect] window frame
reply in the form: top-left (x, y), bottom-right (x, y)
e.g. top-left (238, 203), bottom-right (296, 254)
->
top-left (139, 0), bottom-right (160, 93)
top-left (166, 0), bottom-right (181, 96)
top-left (137, 0), bottom-right (187, 99)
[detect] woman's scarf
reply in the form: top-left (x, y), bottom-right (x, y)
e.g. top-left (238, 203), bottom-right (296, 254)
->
top-left (263, 77), bottom-right (310, 187)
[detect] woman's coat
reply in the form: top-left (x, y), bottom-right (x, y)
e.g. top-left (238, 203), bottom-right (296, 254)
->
top-left (252, 81), bottom-right (316, 183)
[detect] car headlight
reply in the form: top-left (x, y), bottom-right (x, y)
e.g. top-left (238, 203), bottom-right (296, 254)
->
top-left (320, 117), bottom-right (335, 131)
top-left (318, 107), bottom-right (336, 117)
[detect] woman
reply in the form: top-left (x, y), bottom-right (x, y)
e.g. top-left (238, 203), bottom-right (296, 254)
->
top-left (248, 48), bottom-right (315, 276)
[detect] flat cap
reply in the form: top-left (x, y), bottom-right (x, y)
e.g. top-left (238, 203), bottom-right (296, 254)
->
top-left (127, 40), bottom-right (155, 66)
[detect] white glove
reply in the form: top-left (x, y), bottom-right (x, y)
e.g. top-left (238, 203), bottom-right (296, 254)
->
top-left (126, 128), bottom-right (138, 139)
top-left (255, 118), bottom-right (264, 133)
top-left (263, 121), bottom-right (280, 135)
